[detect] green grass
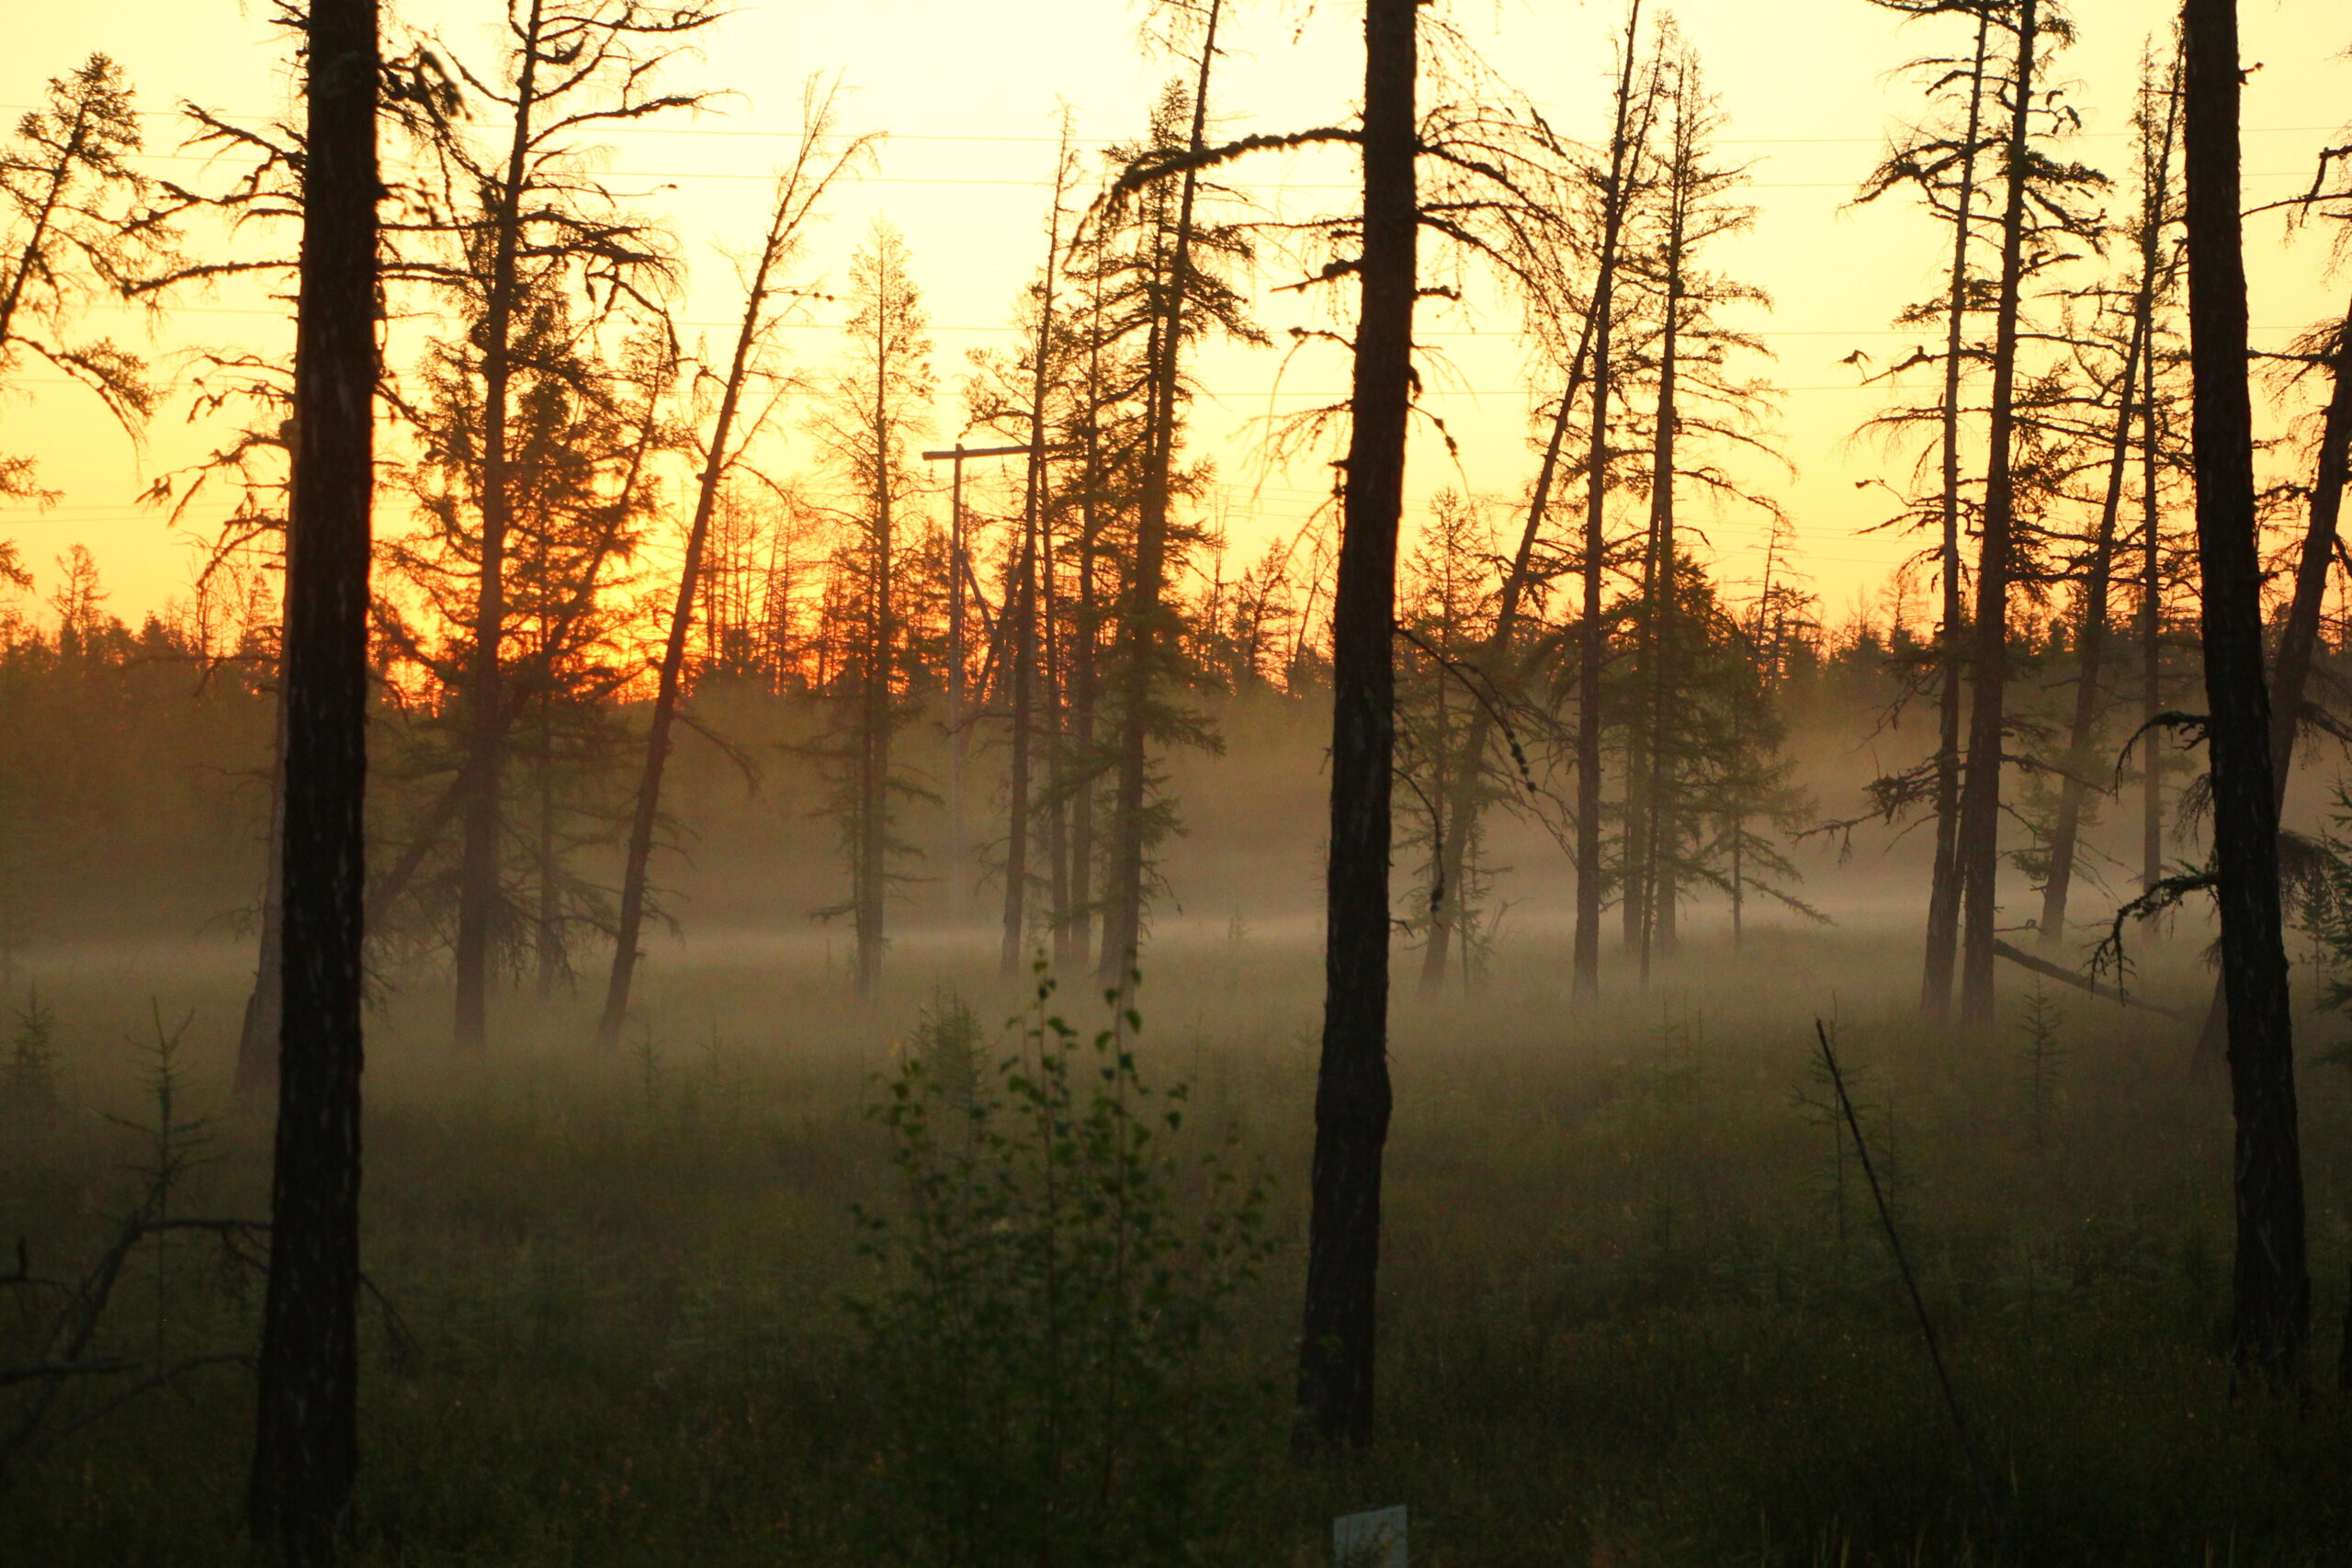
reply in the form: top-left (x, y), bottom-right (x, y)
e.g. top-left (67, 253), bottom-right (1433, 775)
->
top-left (6, 929), bottom-right (2352, 1565)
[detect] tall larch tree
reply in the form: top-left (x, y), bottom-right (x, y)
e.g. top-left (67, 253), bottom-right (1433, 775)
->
top-left (1619, 43), bottom-right (1778, 974)
top-left (1855, 0), bottom-right (1996, 1018)
top-left (2035, 46), bottom-right (2179, 947)
top-left (1952, 0), bottom-right (2105, 1025)
top-left (812, 220), bottom-right (933, 995)
top-left (1571, 0), bottom-right (1664, 999)
top-left (430, 0), bottom-right (715, 1051)
top-left (1098, 0), bottom-right (1226, 989)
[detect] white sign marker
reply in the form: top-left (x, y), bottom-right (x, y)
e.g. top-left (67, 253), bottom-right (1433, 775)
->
top-left (1333, 1505), bottom-right (1408, 1568)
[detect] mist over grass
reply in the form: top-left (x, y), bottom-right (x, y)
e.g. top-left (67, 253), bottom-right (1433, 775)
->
top-left (7, 918), bottom-right (2352, 1565)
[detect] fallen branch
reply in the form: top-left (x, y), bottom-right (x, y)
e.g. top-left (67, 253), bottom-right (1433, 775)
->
top-left (0, 1359), bottom-right (129, 1391)
top-left (1814, 1021), bottom-right (2007, 1558)
top-left (1992, 939), bottom-right (2184, 1019)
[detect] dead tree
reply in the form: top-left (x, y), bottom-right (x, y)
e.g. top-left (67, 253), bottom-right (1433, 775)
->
top-left (1571, 0), bottom-right (1662, 999)
top-left (1293, 0), bottom-right (1417, 1460)
top-left (2037, 52), bottom-right (2179, 947)
top-left (2186, 267), bottom-right (2352, 1069)
top-left (597, 86), bottom-right (864, 1042)
top-left (1953, 0), bottom-right (2052, 1026)
top-left (1854, 2), bottom-right (1996, 1019)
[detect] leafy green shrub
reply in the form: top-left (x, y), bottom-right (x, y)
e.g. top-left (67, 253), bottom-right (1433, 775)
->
top-left (851, 976), bottom-right (1275, 1568)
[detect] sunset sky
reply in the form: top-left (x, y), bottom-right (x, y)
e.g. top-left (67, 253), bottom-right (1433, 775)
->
top-left (3, 0), bottom-right (2346, 630)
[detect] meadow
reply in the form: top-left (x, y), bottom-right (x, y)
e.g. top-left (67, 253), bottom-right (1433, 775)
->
top-left (6, 923), bottom-right (2351, 1567)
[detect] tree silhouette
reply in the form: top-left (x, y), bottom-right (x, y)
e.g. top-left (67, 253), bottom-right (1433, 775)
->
top-left (0, 53), bottom-right (167, 505)
top-left (416, 0), bottom-right (718, 1051)
top-left (599, 82), bottom-right (867, 1038)
top-left (808, 220), bottom-right (934, 994)
top-left (2179, 0), bottom-right (2307, 1383)
top-left (248, 0), bottom-right (377, 1554)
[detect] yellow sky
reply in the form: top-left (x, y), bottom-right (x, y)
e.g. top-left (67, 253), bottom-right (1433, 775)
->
top-left (2, 0), bottom-right (2346, 630)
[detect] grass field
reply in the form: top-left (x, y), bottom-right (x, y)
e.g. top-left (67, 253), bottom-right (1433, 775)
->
top-left (6, 926), bottom-right (2352, 1565)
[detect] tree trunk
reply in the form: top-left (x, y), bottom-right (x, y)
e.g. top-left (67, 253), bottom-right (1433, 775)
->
top-left (945, 453), bottom-right (968, 911)
top-left (1921, 12), bottom-right (1992, 1019)
top-left (452, 0), bottom-right (546, 1052)
top-left (1100, 0), bottom-right (1222, 988)
top-left (249, 0), bottom-right (376, 1555)
top-left (1295, 0), bottom-right (1414, 1459)
top-left (1001, 537), bottom-right (1035, 976)
top-left (1639, 345), bottom-right (1678, 979)
top-left (1068, 422), bottom-right (1101, 971)
top-left (1638, 105), bottom-right (1688, 982)
top-left (235, 672), bottom-right (288, 1094)
top-left (2181, 0), bottom-right (2309, 1383)
top-left (2035, 310), bottom-right (2147, 946)
top-left (1622, 521), bottom-right (1653, 957)
top-left (2043, 61), bottom-right (2179, 950)
top-left (1954, 0), bottom-right (2039, 1028)
top-left (857, 329), bottom-right (893, 996)
top-left (2141, 278), bottom-right (2168, 897)
top-left (1043, 517), bottom-right (1072, 970)
top-left (533, 693), bottom-right (560, 998)
top-left (1573, 0), bottom-right (1648, 1001)
top-left (1001, 196), bottom-right (1066, 978)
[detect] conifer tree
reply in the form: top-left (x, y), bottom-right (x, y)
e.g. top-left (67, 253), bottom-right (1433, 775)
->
top-left (1095, 7), bottom-right (1221, 989)
top-left (0, 53), bottom-right (166, 504)
top-left (1618, 44), bottom-right (1777, 972)
top-left (417, 0), bottom-right (717, 1050)
top-left (807, 221), bottom-right (934, 995)
top-left (1949, 0), bottom-right (2112, 1026)
top-left (1396, 492), bottom-right (1500, 982)
top-left (1571, 1), bottom-right (1667, 999)
top-left (1295, 0), bottom-right (1418, 1457)
top-left (2035, 49), bottom-right (2180, 947)
top-left (1854, 1), bottom-right (1997, 1017)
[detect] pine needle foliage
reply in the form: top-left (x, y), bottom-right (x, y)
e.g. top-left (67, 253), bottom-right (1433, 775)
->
top-left (1, 987), bottom-right (56, 1116)
top-left (2014, 984), bottom-right (2066, 1153)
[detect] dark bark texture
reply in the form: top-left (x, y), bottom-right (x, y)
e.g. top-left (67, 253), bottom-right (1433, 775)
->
top-left (249, 0), bottom-right (378, 1557)
top-left (2181, 0), bottom-right (2309, 1383)
top-left (1295, 0), bottom-right (1413, 1457)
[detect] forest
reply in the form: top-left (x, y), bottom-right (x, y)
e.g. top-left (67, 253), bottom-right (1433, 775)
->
top-left (4, 0), bottom-right (2352, 1562)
